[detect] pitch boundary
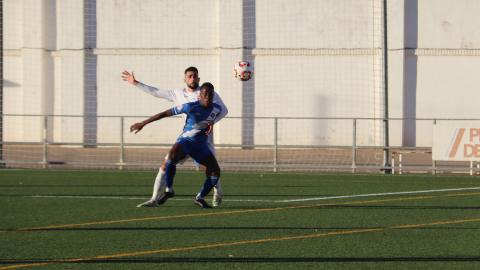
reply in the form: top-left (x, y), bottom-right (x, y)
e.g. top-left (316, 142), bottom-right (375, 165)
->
top-left (18, 186), bottom-right (480, 203)
top-left (3, 190), bottom-right (480, 233)
top-left (2, 216), bottom-right (480, 270)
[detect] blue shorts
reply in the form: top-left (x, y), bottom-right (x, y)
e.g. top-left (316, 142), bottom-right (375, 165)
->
top-left (177, 139), bottom-right (214, 165)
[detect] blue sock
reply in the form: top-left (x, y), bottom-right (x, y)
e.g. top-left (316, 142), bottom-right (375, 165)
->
top-left (164, 160), bottom-right (176, 189)
top-left (198, 176), bottom-right (219, 198)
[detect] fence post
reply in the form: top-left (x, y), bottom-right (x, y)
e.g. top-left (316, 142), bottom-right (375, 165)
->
top-left (352, 119), bottom-right (357, 173)
top-left (432, 119), bottom-right (436, 175)
top-left (391, 156), bottom-right (395, 174)
top-left (399, 154), bottom-right (403, 175)
top-left (273, 117), bottom-right (278, 172)
top-left (383, 119), bottom-right (391, 174)
top-left (42, 115), bottom-right (48, 169)
top-left (382, 0), bottom-right (391, 174)
top-left (119, 116), bottom-right (125, 170)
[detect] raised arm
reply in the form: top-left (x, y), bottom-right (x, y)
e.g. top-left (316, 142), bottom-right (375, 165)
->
top-left (130, 109), bottom-right (173, 134)
top-left (121, 70), bottom-right (175, 101)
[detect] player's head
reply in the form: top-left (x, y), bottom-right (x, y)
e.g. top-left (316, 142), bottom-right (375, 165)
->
top-left (184, 66), bottom-right (200, 90)
top-left (199, 82), bottom-right (214, 107)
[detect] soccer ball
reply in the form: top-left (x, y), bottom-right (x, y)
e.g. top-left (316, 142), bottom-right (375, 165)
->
top-left (233, 61), bottom-right (253, 81)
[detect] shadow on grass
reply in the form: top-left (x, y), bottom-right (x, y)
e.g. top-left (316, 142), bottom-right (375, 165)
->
top-left (0, 184), bottom-right (153, 188)
top-left (6, 225), bottom-right (480, 232)
top-left (0, 193), bottom-right (338, 198)
top-left (2, 256), bottom-right (480, 265)
top-left (5, 226), bottom-right (376, 232)
top-left (314, 205), bottom-right (480, 210)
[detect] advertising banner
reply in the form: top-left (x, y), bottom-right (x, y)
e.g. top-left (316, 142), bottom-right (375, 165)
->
top-left (433, 125), bottom-right (480, 161)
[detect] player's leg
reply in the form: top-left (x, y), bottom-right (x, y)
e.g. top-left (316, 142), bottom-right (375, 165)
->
top-left (208, 135), bottom-right (223, 207)
top-left (152, 156), bottom-right (168, 199)
top-left (156, 149), bottom-right (190, 195)
top-left (193, 160), bottom-right (201, 171)
top-left (157, 150), bottom-right (191, 194)
top-left (156, 143), bottom-right (188, 204)
top-left (212, 180), bottom-right (222, 207)
top-left (137, 143), bottom-right (187, 207)
top-left (193, 154), bottom-right (221, 208)
top-left (137, 155), bottom-right (169, 207)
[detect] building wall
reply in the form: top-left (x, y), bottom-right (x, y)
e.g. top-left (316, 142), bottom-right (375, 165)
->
top-left (3, 0), bottom-right (480, 147)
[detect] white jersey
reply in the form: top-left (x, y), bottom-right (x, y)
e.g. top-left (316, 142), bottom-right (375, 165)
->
top-left (136, 82), bottom-right (228, 124)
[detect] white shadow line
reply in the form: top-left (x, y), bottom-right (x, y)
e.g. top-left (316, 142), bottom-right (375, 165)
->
top-left (278, 187), bottom-right (480, 203)
top-left (22, 186), bottom-right (480, 203)
top-left (26, 195), bottom-right (273, 203)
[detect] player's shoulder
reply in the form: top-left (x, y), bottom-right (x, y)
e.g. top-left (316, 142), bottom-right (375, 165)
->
top-left (190, 100), bottom-right (201, 106)
top-left (182, 88), bottom-right (200, 101)
top-left (212, 90), bottom-right (222, 99)
top-left (177, 100), bottom-right (198, 109)
top-left (212, 91), bottom-right (224, 104)
top-left (171, 88), bottom-right (185, 95)
top-left (186, 100), bottom-right (201, 109)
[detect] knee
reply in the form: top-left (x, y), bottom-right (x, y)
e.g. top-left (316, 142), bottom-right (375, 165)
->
top-left (207, 165), bottom-right (220, 178)
top-left (160, 154), bottom-right (169, 170)
top-left (164, 159), bottom-right (178, 172)
top-left (165, 159), bottom-right (176, 167)
top-left (160, 160), bottom-right (167, 170)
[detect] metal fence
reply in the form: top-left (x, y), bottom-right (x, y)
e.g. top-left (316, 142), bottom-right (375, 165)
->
top-left (1, 114), bottom-right (479, 175)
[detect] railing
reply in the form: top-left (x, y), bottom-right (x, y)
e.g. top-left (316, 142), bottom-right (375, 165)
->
top-left (1, 114), bottom-right (479, 174)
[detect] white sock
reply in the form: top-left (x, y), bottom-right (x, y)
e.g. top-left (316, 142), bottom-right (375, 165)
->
top-left (213, 180), bottom-right (222, 197)
top-left (151, 169), bottom-right (166, 201)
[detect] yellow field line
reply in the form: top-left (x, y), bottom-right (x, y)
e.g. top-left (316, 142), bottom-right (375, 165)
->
top-left (4, 196), bottom-right (433, 231)
top-left (2, 216), bottom-right (480, 270)
top-left (4, 191), bottom-right (480, 232)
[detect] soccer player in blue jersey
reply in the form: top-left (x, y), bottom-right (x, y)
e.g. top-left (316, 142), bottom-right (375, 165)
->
top-left (130, 82), bottom-right (222, 208)
top-left (123, 67), bottom-right (227, 207)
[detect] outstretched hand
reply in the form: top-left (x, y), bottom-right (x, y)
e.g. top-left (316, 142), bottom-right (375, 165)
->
top-left (130, 122), bottom-right (145, 134)
top-left (122, 70), bottom-right (138, 85)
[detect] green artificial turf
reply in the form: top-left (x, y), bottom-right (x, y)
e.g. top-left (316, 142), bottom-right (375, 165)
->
top-left (1, 170), bottom-right (479, 270)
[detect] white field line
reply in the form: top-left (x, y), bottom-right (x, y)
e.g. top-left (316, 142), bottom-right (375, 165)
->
top-left (27, 195), bottom-right (273, 203)
top-left (278, 186), bottom-right (480, 203)
top-left (24, 186), bottom-right (480, 203)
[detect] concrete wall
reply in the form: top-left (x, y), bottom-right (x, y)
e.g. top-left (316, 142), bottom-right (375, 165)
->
top-left (3, 0), bottom-right (480, 147)
top-left (387, 0), bottom-right (480, 147)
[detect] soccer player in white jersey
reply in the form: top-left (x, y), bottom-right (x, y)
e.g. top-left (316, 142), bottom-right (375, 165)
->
top-left (122, 67), bottom-right (227, 207)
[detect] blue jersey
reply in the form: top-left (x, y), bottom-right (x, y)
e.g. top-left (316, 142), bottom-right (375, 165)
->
top-left (171, 101), bottom-right (222, 143)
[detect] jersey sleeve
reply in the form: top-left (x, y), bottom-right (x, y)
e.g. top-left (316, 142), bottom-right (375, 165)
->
top-left (211, 92), bottom-right (228, 123)
top-left (210, 104), bottom-right (223, 123)
top-left (136, 81), bottom-right (175, 102)
top-left (170, 102), bottom-right (192, 115)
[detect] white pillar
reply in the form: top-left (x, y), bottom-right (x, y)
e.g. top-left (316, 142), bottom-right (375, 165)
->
top-left (55, 0), bottom-right (85, 143)
top-left (217, 0), bottom-right (244, 145)
top-left (22, 0), bottom-right (55, 142)
top-left (387, 0), bottom-right (406, 147)
top-left (387, 0), bottom-right (418, 147)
